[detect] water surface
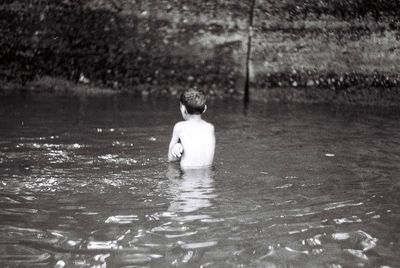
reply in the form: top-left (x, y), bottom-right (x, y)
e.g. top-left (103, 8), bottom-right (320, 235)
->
top-left (0, 95), bottom-right (399, 267)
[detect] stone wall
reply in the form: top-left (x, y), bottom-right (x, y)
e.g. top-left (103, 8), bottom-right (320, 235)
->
top-left (0, 0), bottom-right (249, 97)
top-left (251, 0), bottom-right (400, 104)
top-left (1, 0), bottom-right (400, 104)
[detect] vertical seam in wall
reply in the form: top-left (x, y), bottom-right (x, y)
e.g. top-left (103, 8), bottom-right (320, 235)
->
top-left (244, 0), bottom-right (256, 104)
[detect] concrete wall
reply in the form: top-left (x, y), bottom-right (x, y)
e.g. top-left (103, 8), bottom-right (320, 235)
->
top-left (1, 0), bottom-right (400, 104)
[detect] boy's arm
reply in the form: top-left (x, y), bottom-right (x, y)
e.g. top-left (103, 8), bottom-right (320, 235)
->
top-left (168, 124), bottom-right (182, 162)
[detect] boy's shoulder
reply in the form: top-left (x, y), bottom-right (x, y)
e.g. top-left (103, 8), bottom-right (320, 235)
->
top-left (173, 121), bottom-right (186, 129)
top-left (174, 120), bottom-right (214, 131)
top-left (203, 121), bottom-right (214, 130)
top-left (172, 121), bottom-right (186, 134)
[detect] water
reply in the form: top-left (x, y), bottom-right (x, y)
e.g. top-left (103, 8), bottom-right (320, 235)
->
top-left (0, 94), bottom-right (399, 267)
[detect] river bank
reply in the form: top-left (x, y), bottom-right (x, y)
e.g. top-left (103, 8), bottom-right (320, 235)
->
top-left (1, 75), bottom-right (400, 107)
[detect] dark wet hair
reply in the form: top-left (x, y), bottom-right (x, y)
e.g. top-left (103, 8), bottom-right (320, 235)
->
top-left (180, 88), bottom-right (206, 115)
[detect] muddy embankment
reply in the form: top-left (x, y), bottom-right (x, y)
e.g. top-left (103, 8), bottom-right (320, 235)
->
top-left (1, 0), bottom-right (400, 105)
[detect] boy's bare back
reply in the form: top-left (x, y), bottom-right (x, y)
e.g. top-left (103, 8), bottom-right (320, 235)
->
top-left (170, 120), bottom-right (215, 168)
top-left (168, 89), bottom-right (215, 169)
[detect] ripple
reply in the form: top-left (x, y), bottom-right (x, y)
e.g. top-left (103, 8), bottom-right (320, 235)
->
top-left (55, 260), bottom-right (66, 267)
top-left (200, 218), bottom-right (224, 223)
top-left (181, 241), bottom-right (218, 249)
top-left (165, 231), bottom-right (197, 238)
top-left (274, 183), bottom-right (293, 189)
top-left (151, 224), bottom-right (189, 233)
top-left (323, 201), bottom-right (363, 211)
top-left (258, 245), bottom-right (305, 261)
top-left (0, 196), bottom-right (21, 204)
top-left (178, 214), bottom-right (211, 222)
top-left (109, 253), bottom-right (152, 266)
top-left (333, 216), bottom-right (362, 224)
top-left (98, 154), bottom-right (119, 161)
top-left (141, 243), bottom-right (174, 249)
top-left (331, 233), bottom-right (350, 241)
top-left (87, 241), bottom-right (120, 250)
top-left (97, 154), bottom-right (139, 166)
top-left (332, 230), bottom-right (377, 252)
top-left (0, 245), bottom-right (51, 264)
top-left (345, 249), bottom-right (368, 260)
top-left (0, 226), bottom-right (46, 241)
top-left (1, 208), bottom-right (38, 215)
top-left (284, 246), bottom-right (309, 255)
top-left (105, 215), bottom-right (139, 224)
top-left (47, 149), bottom-right (69, 163)
top-left (59, 205), bottom-right (86, 211)
top-left (152, 211), bottom-right (178, 218)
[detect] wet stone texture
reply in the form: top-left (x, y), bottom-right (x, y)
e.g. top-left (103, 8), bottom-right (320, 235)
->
top-left (1, 0), bottom-right (400, 104)
top-left (251, 0), bottom-right (400, 104)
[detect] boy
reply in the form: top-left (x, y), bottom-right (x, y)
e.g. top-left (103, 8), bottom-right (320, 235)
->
top-left (168, 88), bottom-right (215, 169)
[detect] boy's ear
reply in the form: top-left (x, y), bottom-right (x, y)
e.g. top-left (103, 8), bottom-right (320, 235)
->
top-left (202, 105), bottom-right (207, 113)
top-left (180, 103), bottom-right (187, 114)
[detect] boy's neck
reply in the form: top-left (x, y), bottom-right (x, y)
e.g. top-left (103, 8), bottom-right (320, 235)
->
top-left (185, 114), bottom-right (202, 121)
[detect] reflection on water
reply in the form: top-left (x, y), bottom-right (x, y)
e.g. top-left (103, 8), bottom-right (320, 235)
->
top-left (0, 95), bottom-right (400, 267)
top-left (167, 164), bottom-right (216, 216)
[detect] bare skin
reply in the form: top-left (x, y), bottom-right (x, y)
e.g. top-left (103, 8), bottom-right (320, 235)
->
top-left (168, 104), bottom-right (215, 169)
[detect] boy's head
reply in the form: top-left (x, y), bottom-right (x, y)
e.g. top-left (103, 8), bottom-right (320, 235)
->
top-left (180, 88), bottom-right (207, 115)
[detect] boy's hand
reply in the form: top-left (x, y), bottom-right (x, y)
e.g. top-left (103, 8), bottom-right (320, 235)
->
top-left (172, 143), bottom-right (183, 158)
